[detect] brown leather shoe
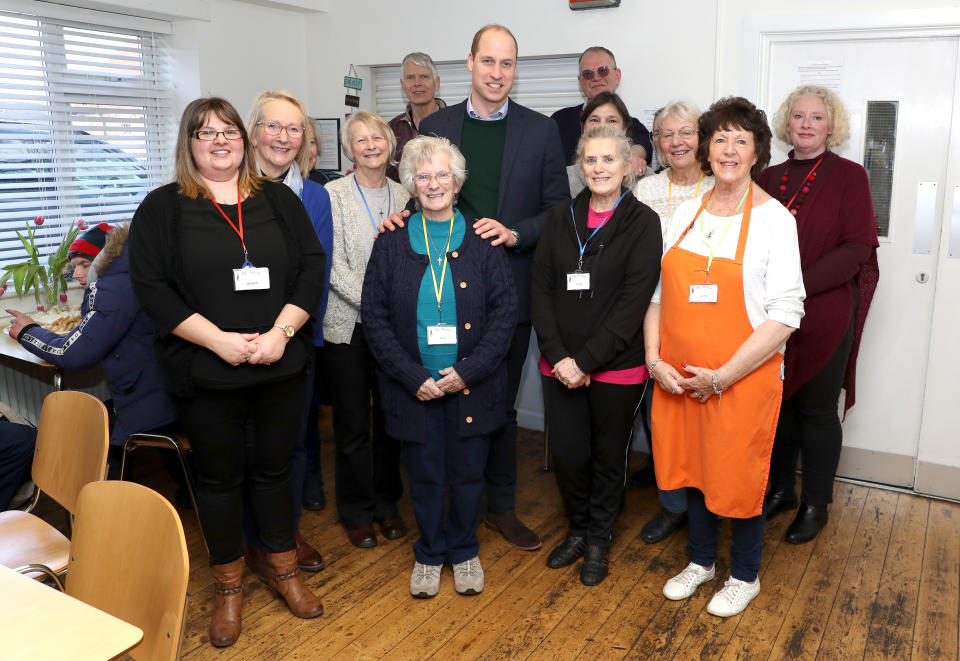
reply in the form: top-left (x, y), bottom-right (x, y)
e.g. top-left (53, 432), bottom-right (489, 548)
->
top-left (296, 533), bottom-right (325, 572)
top-left (484, 510), bottom-right (542, 550)
top-left (345, 524), bottom-right (378, 548)
top-left (209, 558), bottom-right (244, 647)
top-left (266, 550), bottom-right (324, 619)
top-left (376, 515), bottom-right (407, 540)
top-left (244, 545), bottom-right (271, 582)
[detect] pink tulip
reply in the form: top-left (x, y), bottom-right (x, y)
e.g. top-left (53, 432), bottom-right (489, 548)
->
top-left (77, 219), bottom-right (88, 230)
top-left (37, 304), bottom-right (44, 311)
top-left (60, 293), bottom-right (68, 303)
top-left (0, 285), bottom-right (7, 296)
top-left (34, 216), bottom-right (44, 226)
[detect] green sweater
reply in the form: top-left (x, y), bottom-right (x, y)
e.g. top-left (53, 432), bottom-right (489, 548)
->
top-left (458, 112), bottom-right (506, 221)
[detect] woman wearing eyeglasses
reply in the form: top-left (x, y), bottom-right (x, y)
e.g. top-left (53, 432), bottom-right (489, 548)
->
top-left (362, 135), bottom-right (516, 598)
top-left (321, 111), bottom-right (410, 550)
top-left (242, 89), bottom-right (333, 578)
top-left (129, 97), bottom-right (326, 647)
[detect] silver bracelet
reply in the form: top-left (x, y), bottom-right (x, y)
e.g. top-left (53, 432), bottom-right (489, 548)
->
top-left (648, 358), bottom-right (663, 375)
top-left (711, 371), bottom-right (725, 401)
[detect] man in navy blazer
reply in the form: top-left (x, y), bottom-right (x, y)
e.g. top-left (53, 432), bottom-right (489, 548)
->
top-left (417, 24), bottom-right (568, 550)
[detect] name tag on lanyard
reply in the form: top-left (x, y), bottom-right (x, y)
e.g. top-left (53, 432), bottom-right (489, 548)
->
top-left (567, 271), bottom-right (590, 291)
top-left (233, 266), bottom-right (270, 291)
top-left (689, 283), bottom-right (718, 303)
top-left (427, 323), bottom-right (457, 345)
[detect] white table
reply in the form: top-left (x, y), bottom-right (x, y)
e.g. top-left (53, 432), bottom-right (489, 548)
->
top-left (0, 564), bottom-right (143, 660)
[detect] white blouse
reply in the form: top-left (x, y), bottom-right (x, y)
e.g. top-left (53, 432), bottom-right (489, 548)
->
top-left (634, 169), bottom-right (715, 234)
top-left (652, 197), bottom-right (806, 340)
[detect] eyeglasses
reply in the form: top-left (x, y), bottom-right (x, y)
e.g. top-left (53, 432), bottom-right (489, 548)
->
top-left (657, 128), bottom-right (698, 140)
top-left (414, 172), bottom-right (453, 185)
top-left (193, 128), bottom-right (243, 141)
top-left (580, 65), bottom-right (611, 81)
top-left (256, 122), bottom-right (304, 138)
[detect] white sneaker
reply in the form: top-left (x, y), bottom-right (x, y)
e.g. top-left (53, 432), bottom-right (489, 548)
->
top-left (663, 562), bottom-right (716, 600)
top-left (452, 556), bottom-right (484, 595)
top-left (410, 561), bottom-right (442, 598)
top-left (706, 576), bottom-right (761, 617)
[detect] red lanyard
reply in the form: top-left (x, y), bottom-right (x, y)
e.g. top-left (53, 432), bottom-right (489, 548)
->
top-left (785, 157), bottom-right (824, 210)
top-left (210, 182), bottom-right (250, 265)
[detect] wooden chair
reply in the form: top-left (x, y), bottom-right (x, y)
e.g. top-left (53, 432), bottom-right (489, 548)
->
top-left (0, 391), bottom-right (109, 577)
top-left (65, 480), bottom-right (189, 661)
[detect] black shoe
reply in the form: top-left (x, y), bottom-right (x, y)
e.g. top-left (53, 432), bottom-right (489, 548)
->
top-left (763, 488), bottom-right (798, 520)
top-left (640, 509), bottom-right (687, 544)
top-left (302, 473), bottom-right (326, 511)
top-left (484, 510), bottom-right (542, 551)
top-left (627, 465), bottom-right (655, 489)
top-left (785, 503), bottom-right (828, 544)
top-left (580, 544), bottom-right (609, 586)
top-left (546, 535), bottom-right (586, 569)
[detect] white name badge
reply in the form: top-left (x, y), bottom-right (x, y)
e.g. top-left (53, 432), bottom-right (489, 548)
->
top-left (427, 324), bottom-right (457, 345)
top-left (567, 271), bottom-right (590, 291)
top-left (689, 283), bottom-right (718, 303)
top-left (233, 267), bottom-right (270, 291)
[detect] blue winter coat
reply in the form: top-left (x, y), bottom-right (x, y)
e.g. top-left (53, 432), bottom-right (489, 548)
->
top-left (302, 178), bottom-right (334, 347)
top-left (18, 225), bottom-right (177, 444)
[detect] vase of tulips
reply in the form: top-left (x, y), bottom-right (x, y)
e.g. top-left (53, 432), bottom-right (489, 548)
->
top-left (0, 216), bottom-right (84, 311)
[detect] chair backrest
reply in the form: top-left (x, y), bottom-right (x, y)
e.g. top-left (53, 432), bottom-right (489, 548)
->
top-left (66, 480), bottom-right (189, 661)
top-left (32, 391), bottom-right (109, 513)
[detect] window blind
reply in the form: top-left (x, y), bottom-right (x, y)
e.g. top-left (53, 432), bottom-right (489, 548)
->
top-left (372, 55), bottom-right (582, 121)
top-left (0, 8), bottom-right (173, 267)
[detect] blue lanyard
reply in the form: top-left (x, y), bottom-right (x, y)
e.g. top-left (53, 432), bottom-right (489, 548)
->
top-left (569, 190), bottom-right (629, 269)
top-left (354, 176), bottom-right (391, 234)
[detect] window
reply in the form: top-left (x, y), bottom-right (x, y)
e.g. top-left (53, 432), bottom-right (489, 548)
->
top-left (372, 55), bottom-right (582, 121)
top-left (0, 8), bottom-right (173, 267)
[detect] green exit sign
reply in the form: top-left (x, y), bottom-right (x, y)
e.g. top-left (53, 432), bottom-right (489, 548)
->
top-left (343, 76), bottom-right (362, 91)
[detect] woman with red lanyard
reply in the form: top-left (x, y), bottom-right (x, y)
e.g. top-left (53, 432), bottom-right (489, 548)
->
top-left (129, 97), bottom-right (326, 647)
top-left (532, 125), bottom-right (662, 586)
top-left (758, 85), bottom-right (879, 544)
top-left (647, 97), bottom-right (805, 617)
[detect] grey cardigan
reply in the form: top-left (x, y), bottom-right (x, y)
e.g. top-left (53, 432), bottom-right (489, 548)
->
top-left (322, 173), bottom-right (411, 344)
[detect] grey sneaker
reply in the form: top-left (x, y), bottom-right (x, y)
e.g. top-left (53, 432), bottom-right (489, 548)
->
top-left (410, 561), bottom-right (442, 598)
top-left (452, 556), bottom-right (484, 595)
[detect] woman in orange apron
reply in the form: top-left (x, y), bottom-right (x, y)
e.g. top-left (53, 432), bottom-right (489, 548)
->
top-left (646, 97), bottom-right (805, 618)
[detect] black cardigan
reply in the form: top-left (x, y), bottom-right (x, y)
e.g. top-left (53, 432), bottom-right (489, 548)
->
top-left (361, 216), bottom-right (517, 440)
top-left (531, 188), bottom-right (661, 374)
top-left (128, 180), bottom-right (326, 396)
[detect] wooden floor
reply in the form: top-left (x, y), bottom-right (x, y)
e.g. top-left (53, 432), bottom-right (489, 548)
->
top-left (34, 410), bottom-right (960, 660)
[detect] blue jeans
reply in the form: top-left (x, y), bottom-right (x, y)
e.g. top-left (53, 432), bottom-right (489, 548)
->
top-left (406, 397), bottom-right (489, 565)
top-left (686, 488), bottom-right (764, 582)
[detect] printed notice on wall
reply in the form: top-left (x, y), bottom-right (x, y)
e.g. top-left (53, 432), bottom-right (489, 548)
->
top-left (797, 61), bottom-right (842, 91)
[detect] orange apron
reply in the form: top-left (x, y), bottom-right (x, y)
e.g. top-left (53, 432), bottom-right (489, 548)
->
top-left (651, 188), bottom-right (783, 519)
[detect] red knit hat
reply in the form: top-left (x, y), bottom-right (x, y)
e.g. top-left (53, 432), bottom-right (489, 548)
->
top-left (68, 223), bottom-right (113, 261)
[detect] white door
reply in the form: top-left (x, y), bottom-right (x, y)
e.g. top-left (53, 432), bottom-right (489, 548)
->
top-left (763, 35), bottom-right (960, 491)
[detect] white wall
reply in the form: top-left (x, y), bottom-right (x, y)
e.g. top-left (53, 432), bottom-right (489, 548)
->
top-left (303, 0), bottom-right (718, 130)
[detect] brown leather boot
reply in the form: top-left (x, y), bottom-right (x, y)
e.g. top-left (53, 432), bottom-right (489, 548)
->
top-left (266, 549), bottom-right (323, 618)
top-left (209, 558), bottom-right (244, 647)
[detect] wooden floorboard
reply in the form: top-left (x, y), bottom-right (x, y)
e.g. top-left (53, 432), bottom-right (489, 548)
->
top-left (26, 410), bottom-right (960, 660)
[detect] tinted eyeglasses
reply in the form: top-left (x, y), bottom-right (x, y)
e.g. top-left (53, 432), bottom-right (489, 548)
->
top-left (580, 65), bottom-right (611, 81)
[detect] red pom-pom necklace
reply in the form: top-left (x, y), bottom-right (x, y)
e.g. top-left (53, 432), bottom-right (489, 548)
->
top-left (778, 156), bottom-right (825, 216)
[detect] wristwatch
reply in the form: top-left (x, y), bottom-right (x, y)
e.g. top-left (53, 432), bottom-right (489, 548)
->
top-left (273, 323), bottom-right (295, 338)
top-left (509, 228), bottom-right (520, 246)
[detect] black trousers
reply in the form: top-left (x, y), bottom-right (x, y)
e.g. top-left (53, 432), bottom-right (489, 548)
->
top-left (485, 321), bottom-right (531, 514)
top-left (542, 376), bottom-right (642, 545)
top-left (770, 310), bottom-right (855, 506)
top-left (319, 323), bottom-right (402, 527)
top-left (0, 420), bottom-right (36, 510)
top-left (175, 371), bottom-right (307, 565)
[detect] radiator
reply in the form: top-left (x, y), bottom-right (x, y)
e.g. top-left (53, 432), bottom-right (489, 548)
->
top-left (0, 359), bottom-right (110, 426)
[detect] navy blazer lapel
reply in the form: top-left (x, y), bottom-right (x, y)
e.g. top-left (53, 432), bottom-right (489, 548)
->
top-left (498, 99), bottom-right (522, 216)
top-left (445, 100), bottom-right (467, 147)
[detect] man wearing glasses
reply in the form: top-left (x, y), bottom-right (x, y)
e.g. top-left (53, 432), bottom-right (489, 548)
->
top-left (551, 46), bottom-right (653, 175)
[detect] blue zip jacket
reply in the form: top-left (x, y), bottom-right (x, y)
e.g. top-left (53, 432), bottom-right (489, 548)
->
top-left (18, 225), bottom-right (177, 444)
top-left (302, 178), bottom-right (334, 347)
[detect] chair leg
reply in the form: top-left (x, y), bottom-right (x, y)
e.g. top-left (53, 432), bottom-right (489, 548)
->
top-left (15, 564), bottom-right (65, 591)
